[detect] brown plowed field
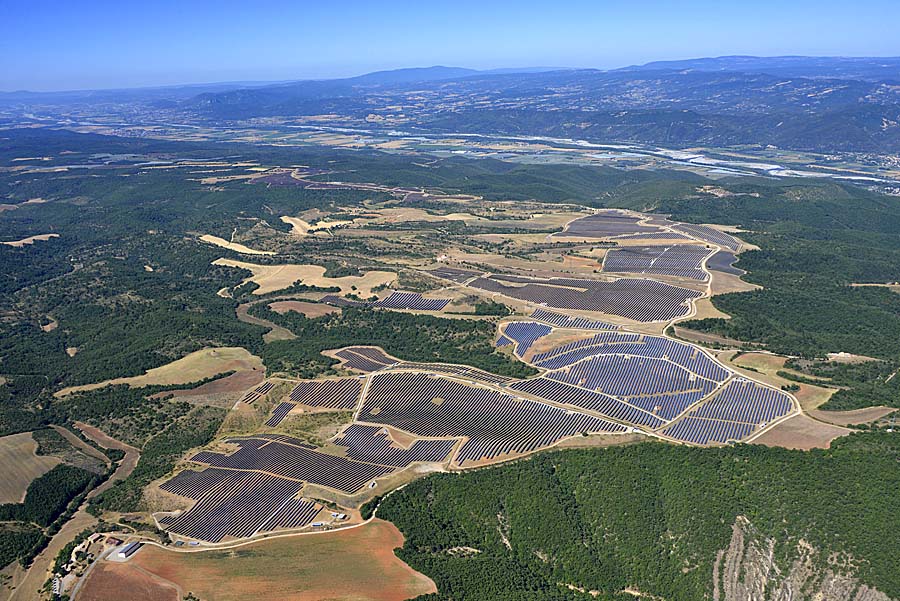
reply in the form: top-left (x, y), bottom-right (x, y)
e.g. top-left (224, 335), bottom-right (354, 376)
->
top-left (79, 561), bottom-right (179, 601)
top-left (269, 300), bottom-right (340, 317)
top-left (159, 368), bottom-right (266, 398)
top-left (128, 519), bottom-right (436, 601)
top-left (753, 414), bottom-right (851, 450)
top-left (808, 406), bottom-right (896, 426)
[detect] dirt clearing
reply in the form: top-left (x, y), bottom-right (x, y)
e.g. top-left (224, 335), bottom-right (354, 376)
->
top-left (55, 347), bottom-right (263, 397)
top-left (1, 233), bottom-right (59, 247)
top-left (808, 406), bottom-right (896, 426)
top-left (0, 432), bottom-right (62, 503)
top-left (214, 258), bottom-right (396, 296)
top-left (199, 234), bottom-right (275, 256)
top-left (752, 414), bottom-right (851, 450)
top-left (129, 519), bottom-right (436, 601)
top-left (78, 561), bottom-right (179, 601)
top-left (268, 300), bottom-right (340, 317)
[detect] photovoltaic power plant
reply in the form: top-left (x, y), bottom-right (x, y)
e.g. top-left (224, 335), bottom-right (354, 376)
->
top-left (333, 424), bottom-right (456, 467)
top-left (372, 291), bottom-right (451, 311)
top-left (530, 308), bottom-right (618, 330)
top-left (388, 361), bottom-right (514, 385)
top-left (429, 266), bottom-right (481, 283)
top-left (469, 274), bottom-right (700, 321)
top-left (603, 245), bottom-right (714, 280)
top-left (555, 210), bottom-right (659, 237)
top-left (501, 321), bottom-right (552, 356)
top-left (288, 378), bottom-right (363, 409)
top-left (672, 223), bottom-right (741, 251)
top-left (321, 292), bottom-right (451, 311)
top-left (189, 437), bottom-right (394, 493)
top-left (359, 372), bottom-right (626, 465)
top-left (265, 401), bottom-right (295, 426)
top-left (334, 346), bottom-right (398, 372)
top-left (659, 379), bottom-right (792, 444)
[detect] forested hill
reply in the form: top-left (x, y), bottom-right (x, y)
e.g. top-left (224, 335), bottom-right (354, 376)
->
top-left (378, 434), bottom-right (900, 601)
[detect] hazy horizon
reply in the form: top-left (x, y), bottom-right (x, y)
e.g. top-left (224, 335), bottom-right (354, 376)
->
top-left (4, 0), bottom-right (900, 92)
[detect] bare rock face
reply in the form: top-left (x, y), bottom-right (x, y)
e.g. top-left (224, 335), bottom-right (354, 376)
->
top-left (713, 517), bottom-right (892, 601)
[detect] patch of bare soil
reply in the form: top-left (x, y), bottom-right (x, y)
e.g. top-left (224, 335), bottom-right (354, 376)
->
top-left (808, 406), bottom-right (896, 426)
top-left (752, 414), bottom-right (851, 450)
top-left (268, 300), bottom-right (340, 317)
top-left (156, 368), bottom-right (266, 399)
top-left (78, 561), bottom-right (179, 601)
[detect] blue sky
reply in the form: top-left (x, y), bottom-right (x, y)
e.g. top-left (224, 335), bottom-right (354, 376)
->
top-left (3, 0), bottom-right (900, 91)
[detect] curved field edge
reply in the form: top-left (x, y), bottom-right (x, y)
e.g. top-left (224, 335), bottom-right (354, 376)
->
top-left (80, 519), bottom-right (435, 601)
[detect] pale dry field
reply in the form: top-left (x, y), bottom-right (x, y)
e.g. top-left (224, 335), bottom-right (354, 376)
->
top-left (55, 347), bottom-right (263, 397)
top-left (199, 234), bottom-right (275, 256)
top-left (214, 258), bottom-right (396, 296)
top-left (1, 233), bottom-right (59, 247)
top-left (0, 432), bottom-right (61, 503)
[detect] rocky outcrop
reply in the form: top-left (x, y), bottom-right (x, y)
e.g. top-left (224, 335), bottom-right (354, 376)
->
top-left (713, 517), bottom-right (892, 601)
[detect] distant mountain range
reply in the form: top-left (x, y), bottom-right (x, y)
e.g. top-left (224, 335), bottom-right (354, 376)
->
top-left (5, 57), bottom-right (900, 153)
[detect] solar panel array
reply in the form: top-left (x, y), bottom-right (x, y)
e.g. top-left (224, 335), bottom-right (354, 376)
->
top-left (660, 417), bottom-right (756, 445)
top-left (265, 402), bottom-right (296, 427)
top-left (164, 469), bottom-right (304, 542)
top-left (692, 378), bottom-right (793, 424)
top-left (547, 355), bottom-right (718, 420)
top-left (502, 321), bottom-right (552, 356)
top-left (496, 335), bottom-right (513, 347)
top-left (322, 292), bottom-right (451, 311)
top-left (531, 308), bottom-right (617, 330)
top-left (373, 292), bottom-right (451, 311)
top-left (531, 332), bottom-right (731, 384)
top-left (429, 266), bottom-right (481, 283)
top-left (707, 250), bottom-right (744, 275)
top-left (258, 498), bottom-right (321, 532)
top-left (333, 424), bottom-right (456, 467)
top-left (660, 378), bottom-right (793, 444)
top-left (508, 377), bottom-right (664, 428)
top-left (556, 211), bottom-right (659, 237)
top-left (469, 274), bottom-right (700, 322)
top-left (320, 295), bottom-right (366, 308)
top-left (603, 245), bottom-right (713, 281)
top-left (334, 346), bottom-right (397, 372)
top-left (289, 378), bottom-right (362, 409)
top-left (672, 223), bottom-right (741, 251)
top-left (359, 372), bottom-right (625, 465)
top-left (614, 232), bottom-right (692, 241)
top-left (389, 362), bottom-right (514, 385)
top-left (239, 381), bottom-right (274, 405)
top-left (190, 437), bottom-right (394, 493)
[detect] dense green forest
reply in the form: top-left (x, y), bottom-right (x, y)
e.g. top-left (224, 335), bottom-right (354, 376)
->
top-left (253, 305), bottom-right (536, 378)
top-left (91, 405), bottom-right (226, 513)
top-left (0, 463), bottom-right (100, 568)
top-left (379, 434), bottom-right (900, 601)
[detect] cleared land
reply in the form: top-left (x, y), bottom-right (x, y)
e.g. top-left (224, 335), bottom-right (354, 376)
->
top-left (199, 234), bottom-right (275, 256)
top-left (128, 520), bottom-right (436, 601)
top-left (55, 347), bottom-right (263, 397)
top-left (1, 233), bottom-right (59, 247)
top-left (214, 258), bottom-right (396, 296)
top-left (0, 432), bottom-right (62, 503)
top-left (78, 561), bottom-right (179, 601)
top-left (268, 300), bottom-right (340, 317)
top-left (752, 414), bottom-right (851, 450)
top-left (808, 406), bottom-right (896, 426)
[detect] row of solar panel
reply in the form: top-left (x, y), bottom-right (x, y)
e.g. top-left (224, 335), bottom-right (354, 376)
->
top-left (359, 372), bottom-right (625, 465)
